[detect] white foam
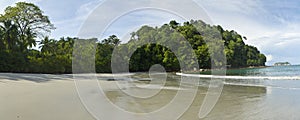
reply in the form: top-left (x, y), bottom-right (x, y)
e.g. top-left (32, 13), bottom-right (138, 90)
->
top-left (135, 84), bottom-right (187, 90)
top-left (223, 82), bottom-right (266, 87)
top-left (176, 73), bottom-right (300, 80)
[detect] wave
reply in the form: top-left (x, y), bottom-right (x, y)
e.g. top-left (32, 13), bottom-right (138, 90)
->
top-left (135, 84), bottom-right (187, 90)
top-left (176, 73), bottom-right (300, 80)
top-left (176, 73), bottom-right (300, 90)
top-left (223, 82), bottom-right (266, 87)
top-left (224, 82), bottom-right (300, 90)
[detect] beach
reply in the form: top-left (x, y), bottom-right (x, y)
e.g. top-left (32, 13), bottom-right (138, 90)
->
top-left (0, 73), bottom-right (94, 120)
top-left (1, 72), bottom-right (300, 120)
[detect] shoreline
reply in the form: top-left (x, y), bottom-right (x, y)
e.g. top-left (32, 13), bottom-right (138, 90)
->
top-left (182, 65), bottom-right (269, 74)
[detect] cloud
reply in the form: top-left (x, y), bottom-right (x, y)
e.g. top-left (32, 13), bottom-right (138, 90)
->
top-left (252, 30), bottom-right (300, 65)
top-left (76, 0), bottom-right (102, 17)
top-left (35, 0), bottom-right (103, 39)
top-left (197, 0), bottom-right (266, 16)
top-left (101, 9), bottom-right (186, 42)
top-left (266, 54), bottom-right (273, 62)
top-left (77, 0), bottom-right (213, 39)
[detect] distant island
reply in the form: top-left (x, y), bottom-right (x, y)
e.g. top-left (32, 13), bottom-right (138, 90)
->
top-left (274, 62), bottom-right (291, 66)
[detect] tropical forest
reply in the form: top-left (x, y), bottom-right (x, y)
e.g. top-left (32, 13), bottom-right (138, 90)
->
top-left (0, 2), bottom-right (266, 73)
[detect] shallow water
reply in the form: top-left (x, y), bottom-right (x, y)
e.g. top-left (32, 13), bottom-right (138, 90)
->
top-left (100, 66), bottom-right (300, 119)
top-left (102, 80), bottom-right (300, 119)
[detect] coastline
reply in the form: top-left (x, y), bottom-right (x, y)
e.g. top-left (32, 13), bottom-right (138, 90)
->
top-left (0, 65), bottom-right (271, 75)
top-left (181, 65), bottom-right (269, 74)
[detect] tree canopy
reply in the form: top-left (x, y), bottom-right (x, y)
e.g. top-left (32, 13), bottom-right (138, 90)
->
top-left (0, 2), bottom-right (266, 73)
top-left (1, 2), bottom-right (54, 50)
top-left (125, 20), bottom-right (266, 72)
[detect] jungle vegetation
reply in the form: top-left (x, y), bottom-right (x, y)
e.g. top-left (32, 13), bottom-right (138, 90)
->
top-left (0, 2), bottom-right (266, 73)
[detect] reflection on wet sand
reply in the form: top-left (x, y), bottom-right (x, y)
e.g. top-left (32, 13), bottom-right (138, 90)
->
top-left (103, 78), bottom-right (266, 120)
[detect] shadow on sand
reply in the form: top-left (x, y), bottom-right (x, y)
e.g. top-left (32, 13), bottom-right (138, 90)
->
top-left (0, 73), bottom-right (74, 83)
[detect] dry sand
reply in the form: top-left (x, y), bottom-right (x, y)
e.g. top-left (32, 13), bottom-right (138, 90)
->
top-left (0, 73), bottom-right (95, 120)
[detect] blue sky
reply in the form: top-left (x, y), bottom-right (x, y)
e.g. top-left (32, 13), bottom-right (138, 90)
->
top-left (0, 0), bottom-right (299, 65)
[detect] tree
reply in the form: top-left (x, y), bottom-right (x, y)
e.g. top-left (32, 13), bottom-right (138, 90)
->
top-left (0, 2), bottom-right (55, 49)
top-left (0, 20), bottom-right (19, 51)
top-left (169, 20), bottom-right (179, 29)
top-left (102, 35), bottom-right (120, 46)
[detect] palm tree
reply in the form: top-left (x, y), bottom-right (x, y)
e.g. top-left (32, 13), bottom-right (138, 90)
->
top-left (23, 27), bottom-right (37, 49)
top-left (0, 20), bottom-right (19, 51)
top-left (40, 36), bottom-right (53, 54)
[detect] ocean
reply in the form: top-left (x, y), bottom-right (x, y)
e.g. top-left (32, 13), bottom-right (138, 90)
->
top-left (221, 65), bottom-right (300, 90)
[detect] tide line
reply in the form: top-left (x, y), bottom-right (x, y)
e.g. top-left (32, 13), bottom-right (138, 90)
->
top-left (176, 73), bottom-right (300, 80)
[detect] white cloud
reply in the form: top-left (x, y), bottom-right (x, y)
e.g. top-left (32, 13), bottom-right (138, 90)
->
top-left (266, 54), bottom-right (273, 62)
top-left (252, 30), bottom-right (300, 65)
top-left (76, 0), bottom-right (102, 21)
top-left (46, 0), bottom-right (103, 39)
top-left (197, 0), bottom-right (266, 16)
top-left (102, 10), bottom-right (186, 42)
top-left (77, 0), bottom-right (214, 39)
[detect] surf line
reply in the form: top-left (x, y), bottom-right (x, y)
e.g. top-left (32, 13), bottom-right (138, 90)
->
top-left (176, 73), bottom-right (300, 80)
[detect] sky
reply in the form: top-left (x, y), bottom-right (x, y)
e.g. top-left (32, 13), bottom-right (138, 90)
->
top-left (0, 0), bottom-right (299, 65)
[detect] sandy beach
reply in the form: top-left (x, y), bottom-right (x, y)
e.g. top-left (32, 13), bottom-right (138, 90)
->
top-left (1, 73), bottom-right (300, 120)
top-left (0, 73), bottom-right (94, 120)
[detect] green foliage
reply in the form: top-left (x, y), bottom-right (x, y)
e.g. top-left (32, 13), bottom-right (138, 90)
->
top-left (95, 43), bottom-right (114, 73)
top-left (0, 2), bottom-right (55, 51)
top-left (102, 35), bottom-right (120, 46)
top-left (26, 37), bottom-right (75, 73)
top-left (0, 2), bottom-right (266, 73)
top-left (126, 19), bottom-right (266, 71)
top-left (128, 44), bottom-right (179, 72)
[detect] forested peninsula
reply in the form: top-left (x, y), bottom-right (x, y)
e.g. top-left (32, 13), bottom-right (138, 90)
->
top-left (0, 2), bottom-right (266, 73)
